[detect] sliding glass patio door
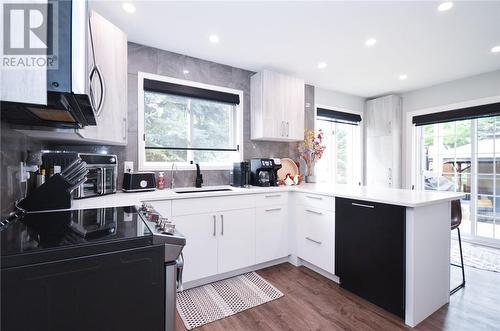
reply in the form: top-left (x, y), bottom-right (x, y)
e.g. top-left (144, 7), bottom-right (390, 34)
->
top-left (417, 116), bottom-right (500, 245)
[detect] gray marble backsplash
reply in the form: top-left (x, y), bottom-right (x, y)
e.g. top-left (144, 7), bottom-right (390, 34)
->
top-left (49, 42), bottom-right (311, 188)
top-left (0, 122), bottom-right (44, 214)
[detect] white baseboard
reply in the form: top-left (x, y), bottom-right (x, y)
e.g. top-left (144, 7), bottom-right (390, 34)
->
top-left (182, 256), bottom-right (290, 290)
top-left (298, 258), bottom-right (339, 284)
top-left (182, 255), bottom-right (339, 290)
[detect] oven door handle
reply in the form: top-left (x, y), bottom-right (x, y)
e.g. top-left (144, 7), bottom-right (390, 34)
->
top-left (99, 167), bottom-right (105, 195)
top-left (176, 252), bottom-right (184, 292)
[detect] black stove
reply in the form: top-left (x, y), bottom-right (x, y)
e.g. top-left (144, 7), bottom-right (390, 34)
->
top-left (1, 206), bottom-right (153, 268)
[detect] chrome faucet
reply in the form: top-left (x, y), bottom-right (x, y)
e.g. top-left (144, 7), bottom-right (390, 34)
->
top-left (170, 163), bottom-right (178, 189)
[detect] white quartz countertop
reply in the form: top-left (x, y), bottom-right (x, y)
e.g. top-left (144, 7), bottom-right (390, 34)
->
top-left (70, 183), bottom-right (464, 210)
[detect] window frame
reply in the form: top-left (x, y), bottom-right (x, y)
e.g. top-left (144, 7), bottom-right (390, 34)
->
top-left (137, 72), bottom-right (244, 171)
top-left (406, 95), bottom-right (500, 248)
top-left (314, 104), bottom-right (364, 185)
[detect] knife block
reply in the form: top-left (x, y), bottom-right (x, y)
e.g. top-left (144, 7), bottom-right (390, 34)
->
top-left (17, 174), bottom-right (73, 212)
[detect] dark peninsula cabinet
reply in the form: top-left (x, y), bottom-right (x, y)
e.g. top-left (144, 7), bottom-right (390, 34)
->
top-left (1, 245), bottom-right (165, 331)
top-left (335, 197), bottom-right (406, 318)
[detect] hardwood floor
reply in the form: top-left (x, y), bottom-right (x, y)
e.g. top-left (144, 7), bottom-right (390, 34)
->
top-left (175, 263), bottom-right (500, 331)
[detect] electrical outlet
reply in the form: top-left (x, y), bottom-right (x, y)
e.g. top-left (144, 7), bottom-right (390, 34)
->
top-left (124, 161), bottom-right (134, 173)
top-left (19, 162), bottom-right (38, 183)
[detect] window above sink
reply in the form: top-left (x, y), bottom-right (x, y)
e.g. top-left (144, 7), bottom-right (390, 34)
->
top-left (137, 72), bottom-right (244, 171)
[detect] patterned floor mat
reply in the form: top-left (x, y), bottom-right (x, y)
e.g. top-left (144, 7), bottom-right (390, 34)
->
top-left (176, 272), bottom-right (284, 330)
top-left (451, 239), bottom-right (500, 273)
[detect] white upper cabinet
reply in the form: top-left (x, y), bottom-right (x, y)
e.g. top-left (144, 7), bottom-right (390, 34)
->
top-left (77, 11), bottom-right (128, 145)
top-left (251, 70), bottom-right (305, 141)
top-left (14, 11), bottom-right (128, 145)
top-left (365, 95), bottom-right (402, 188)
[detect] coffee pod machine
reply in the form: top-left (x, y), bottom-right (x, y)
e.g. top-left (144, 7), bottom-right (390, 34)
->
top-left (250, 158), bottom-right (282, 187)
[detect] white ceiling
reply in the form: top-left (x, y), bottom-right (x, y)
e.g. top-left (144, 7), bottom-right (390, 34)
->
top-left (90, 1), bottom-right (500, 98)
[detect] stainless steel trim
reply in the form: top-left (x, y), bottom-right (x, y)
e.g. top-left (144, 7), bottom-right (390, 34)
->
top-left (305, 237), bottom-right (322, 245)
top-left (165, 262), bottom-right (177, 331)
top-left (100, 166), bottom-right (105, 195)
top-left (351, 202), bottom-right (375, 209)
top-left (72, 0), bottom-right (88, 95)
top-left (122, 188), bottom-right (155, 192)
top-left (213, 215), bottom-right (216, 237)
top-left (306, 209), bottom-right (323, 215)
top-left (265, 194), bottom-right (281, 198)
top-left (306, 195), bottom-right (323, 200)
top-left (265, 208), bottom-right (282, 212)
top-left (220, 215), bottom-right (224, 236)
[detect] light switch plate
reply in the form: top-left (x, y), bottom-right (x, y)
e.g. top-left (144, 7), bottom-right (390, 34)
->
top-left (124, 161), bottom-right (134, 173)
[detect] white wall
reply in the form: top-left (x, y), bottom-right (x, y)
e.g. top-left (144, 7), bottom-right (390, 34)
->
top-left (315, 87), bottom-right (365, 113)
top-left (401, 70), bottom-right (500, 188)
top-left (402, 70), bottom-right (500, 113)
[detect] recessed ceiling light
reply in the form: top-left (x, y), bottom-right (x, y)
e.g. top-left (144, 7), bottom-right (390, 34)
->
top-left (438, 2), bottom-right (454, 12)
top-left (122, 2), bottom-right (136, 13)
top-left (183, 69), bottom-right (189, 74)
top-left (491, 45), bottom-right (500, 53)
top-left (209, 34), bottom-right (219, 44)
top-left (317, 61), bottom-right (327, 69)
top-left (399, 74), bottom-right (408, 80)
top-left (365, 38), bottom-right (377, 47)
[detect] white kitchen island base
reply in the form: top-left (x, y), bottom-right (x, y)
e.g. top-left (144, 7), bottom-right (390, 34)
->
top-left (405, 201), bottom-right (451, 327)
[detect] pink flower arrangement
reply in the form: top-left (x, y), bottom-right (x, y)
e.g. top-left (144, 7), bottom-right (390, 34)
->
top-left (298, 129), bottom-right (326, 176)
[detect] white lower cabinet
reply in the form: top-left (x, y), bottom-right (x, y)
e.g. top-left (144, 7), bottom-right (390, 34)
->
top-left (218, 209), bottom-right (256, 273)
top-left (296, 205), bottom-right (335, 274)
top-left (255, 205), bottom-right (289, 264)
top-left (153, 191), bottom-right (337, 285)
top-left (173, 207), bottom-right (255, 283)
top-left (174, 213), bottom-right (219, 283)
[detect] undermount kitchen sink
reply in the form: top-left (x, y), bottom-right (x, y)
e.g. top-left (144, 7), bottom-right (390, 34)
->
top-left (173, 188), bottom-right (233, 194)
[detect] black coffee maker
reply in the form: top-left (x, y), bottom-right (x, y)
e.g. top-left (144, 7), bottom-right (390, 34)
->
top-left (250, 158), bottom-right (282, 187)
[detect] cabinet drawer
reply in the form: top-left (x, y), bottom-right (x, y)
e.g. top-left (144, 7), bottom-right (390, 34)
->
top-left (255, 205), bottom-right (289, 264)
top-left (172, 195), bottom-right (255, 216)
top-left (295, 192), bottom-right (335, 211)
top-left (255, 192), bottom-right (288, 207)
top-left (297, 206), bottom-right (335, 274)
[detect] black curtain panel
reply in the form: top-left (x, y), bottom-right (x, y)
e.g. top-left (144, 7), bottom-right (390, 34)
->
top-left (143, 78), bottom-right (240, 105)
top-left (316, 108), bottom-right (362, 125)
top-left (413, 102), bottom-right (500, 126)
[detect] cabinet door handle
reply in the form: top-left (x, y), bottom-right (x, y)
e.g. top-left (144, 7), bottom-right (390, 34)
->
top-left (306, 195), bottom-right (323, 200)
top-left (265, 194), bottom-right (281, 198)
top-left (306, 209), bottom-right (323, 215)
top-left (286, 122), bottom-right (289, 137)
top-left (305, 237), bottom-right (322, 245)
top-left (213, 215), bottom-right (216, 236)
top-left (265, 207), bottom-right (282, 212)
top-left (220, 214), bottom-right (224, 235)
top-left (280, 121), bottom-right (285, 137)
top-left (122, 118), bottom-right (127, 140)
top-left (351, 202), bottom-right (375, 209)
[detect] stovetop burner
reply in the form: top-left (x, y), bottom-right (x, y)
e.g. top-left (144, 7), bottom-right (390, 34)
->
top-left (1, 206), bottom-right (152, 259)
